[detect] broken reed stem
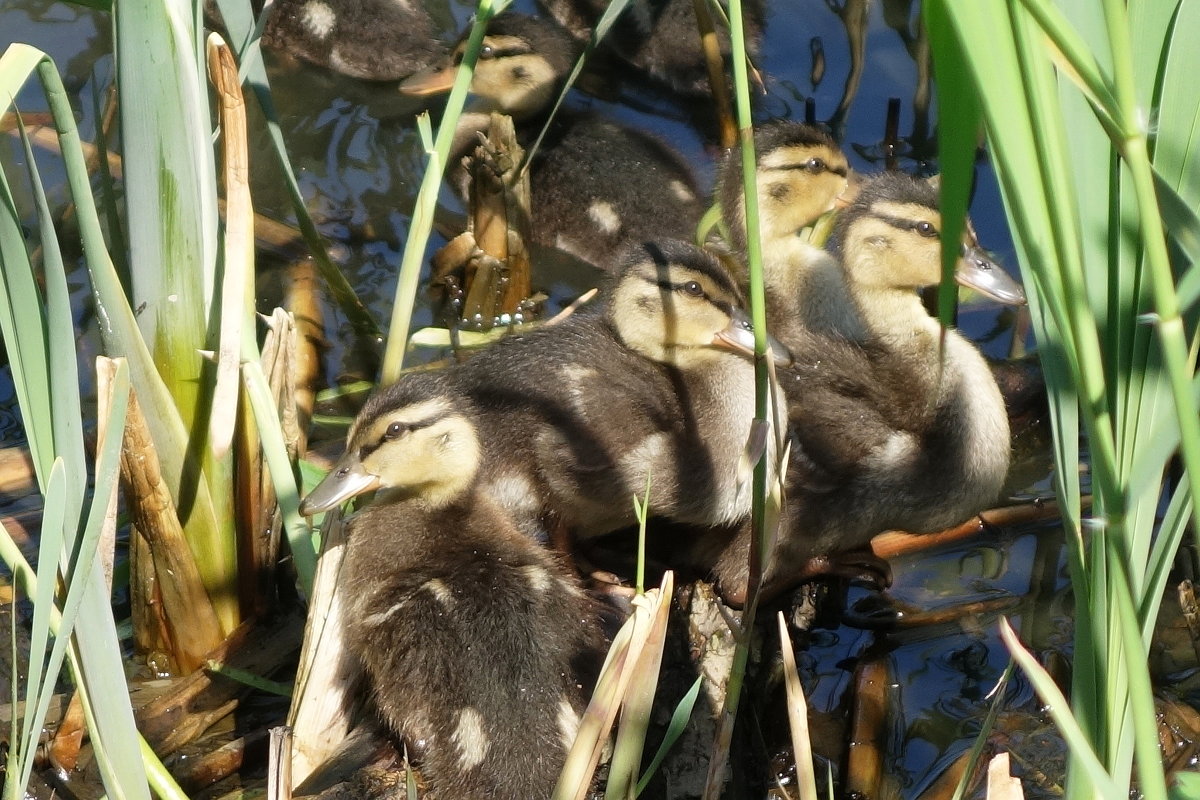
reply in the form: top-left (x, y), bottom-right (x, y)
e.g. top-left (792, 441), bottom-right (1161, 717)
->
top-left (691, 0), bottom-right (737, 150)
top-left (461, 114), bottom-right (533, 327)
top-left (117, 374), bottom-right (224, 675)
top-left (287, 512), bottom-right (356, 786)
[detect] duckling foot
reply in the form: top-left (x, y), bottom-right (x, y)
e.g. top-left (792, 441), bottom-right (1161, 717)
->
top-left (795, 548), bottom-right (893, 589)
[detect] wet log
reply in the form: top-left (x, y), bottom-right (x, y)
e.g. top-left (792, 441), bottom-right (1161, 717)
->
top-left (136, 609), bottom-right (304, 756)
top-left (174, 727), bottom-right (270, 793)
top-left (844, 656), bottom-right (890, 800)
top-left (432, 114), bottom-right (534, 330)
top-left (0, 446), bottom-right (37, 498)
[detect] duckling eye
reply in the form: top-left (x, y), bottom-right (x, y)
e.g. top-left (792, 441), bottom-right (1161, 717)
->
top-left (916, 221), bottom-right (938, 237)
top-left (680, 281), bottom-right (705, 297)
top-left (384, 422), bottom-right (408, 440)
top-left (805, 157), bottom-right (827, 173)
top-left (479, 44), bottom-right (495, 59)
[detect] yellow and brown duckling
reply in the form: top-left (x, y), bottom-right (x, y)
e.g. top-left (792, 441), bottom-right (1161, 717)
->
top-left (300, 377), bottom-right (603, 799)
top-left (447, 239), bottom-right (788, 542)
top-left (261, 0), bottom-right (444, 81)
top-left (538, 0), bottom-right (765, 97)
top-left (711, 172), bottom-right (1025, 604)
top-left (401, 12), bottom-right (705, 270)
top-left (715, 120), bottom-right (858, 346)
top-left (307, 240), bottom-right (784, 549)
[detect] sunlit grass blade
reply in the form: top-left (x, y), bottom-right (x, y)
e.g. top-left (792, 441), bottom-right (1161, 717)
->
top-left (556, 576), bottom-right (671, 800)
top-left (777, 612), bottom-right (816, 800)
top-left (11, 460), bottom-right (66, 798)
top-left (635, 676), bottom-right (701, 796)
top-left (5, 87), bottom-right (152, 796)
top-left (925, 10), bottom-right (980, 328)
top-left (22, 363), bottom-right (129, 792)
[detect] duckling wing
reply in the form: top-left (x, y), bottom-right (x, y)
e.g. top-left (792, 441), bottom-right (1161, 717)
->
top-left (530, 115), bottom-right (704, 269)
top-left (262, 0), bottom-right (443, 81)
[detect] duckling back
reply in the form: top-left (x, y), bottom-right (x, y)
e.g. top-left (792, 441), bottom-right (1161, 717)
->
top-left (262, 0), bottom-right (443, 81)
top-left (341, 494), bottom-right (602, 799)
top-left (531, 114), bottom-right (704, 268)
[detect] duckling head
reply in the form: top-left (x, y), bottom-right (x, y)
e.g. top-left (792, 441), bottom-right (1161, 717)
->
top-left (300, 379), bottom-right (481, 515)
top-left (609, 240), bottom-right (791, 368)
top-left (399, 12), bottom-right (576, 120)
top-left (828, 171), bottom-right (1024, 304)
top-left (719, 121), bottom-right (850, 254)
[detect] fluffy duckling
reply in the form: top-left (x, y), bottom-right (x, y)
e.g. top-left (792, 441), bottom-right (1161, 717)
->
top-left (449, 239), bottom-right (787, 541)
top-left (711, 172), bottom-right (1023, 604)
top-left (261, 0), bottom-right (443, 81)
top-left (716, 120), bottom-right (859, 346)
top-left (400, 12), bottom-right (705, 270)
top-left (305, 241), bottom-right (782, 547)
top-left (538, 0), bottom-right (765, 97)
top-left (300, 377), bottom-right (603, 799)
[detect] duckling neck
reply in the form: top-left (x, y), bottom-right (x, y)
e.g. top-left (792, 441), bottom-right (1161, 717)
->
top-left (851, 285), bottom-right (941, 351)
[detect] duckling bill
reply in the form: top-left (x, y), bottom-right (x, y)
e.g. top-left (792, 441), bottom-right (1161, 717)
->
top-left (302, 378), bottom-right (603, 799)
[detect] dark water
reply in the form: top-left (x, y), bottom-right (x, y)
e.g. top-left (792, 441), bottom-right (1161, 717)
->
top-left (0, 0), bottom-right (1074, 797)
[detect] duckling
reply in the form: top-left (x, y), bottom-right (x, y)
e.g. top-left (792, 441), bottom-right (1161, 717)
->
top-left (538, 0), bottom-right (765, 97)
top-left (300, 376), bottom-right (604, 800)
top-left (305, 240), bottom-right (783, 548)
top-left (710, 172), bottom-right (1023, 604)
top-left (449, 239), bottom-right (787, 541)
top-left (261, 0), bottom-right (443, 81)
top-left (715, 120), bottom-right (859, 346)
top-left (400, 12), bottom-right (705, 270)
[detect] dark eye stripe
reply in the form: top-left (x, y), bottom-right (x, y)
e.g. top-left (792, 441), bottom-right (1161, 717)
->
top-left (359, 411), bottom-right (449, 459)
top-left (776, 162), bottom-right (848, 177)
top-left (874, 212), bottom-right (939, 236)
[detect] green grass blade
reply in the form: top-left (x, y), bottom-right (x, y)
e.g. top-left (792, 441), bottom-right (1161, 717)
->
top-left (30, 46), bottom-right (235, 630)
top-left (115, 0), bottom-right (217, 413)
top-left (924, 2), bottom-right (980, 327)
top-left (243, 361), bottom-right (317, 593)
top-left (1152, 0), bottom-right (1199, 204)
top-left (635, 676), bottom-right (701, 796)
top-left (15, 459), bottom-right (67, 790)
